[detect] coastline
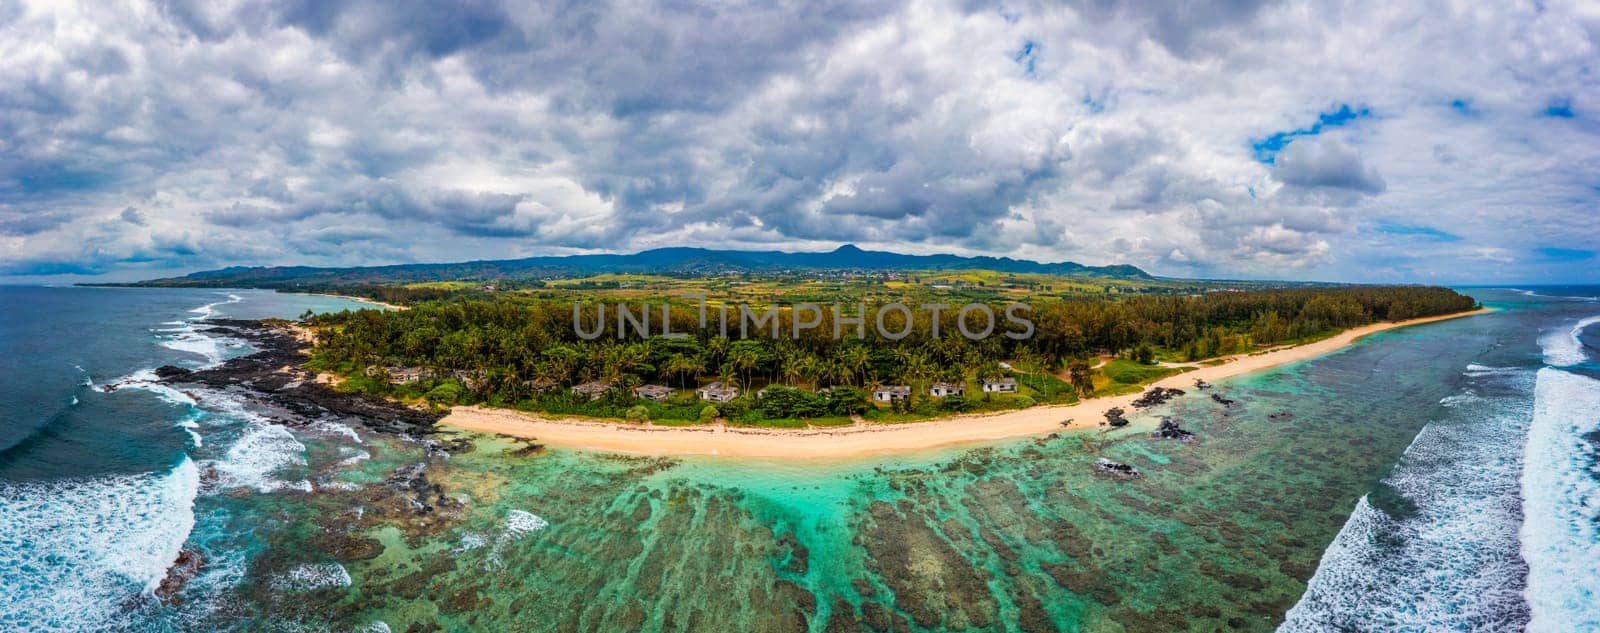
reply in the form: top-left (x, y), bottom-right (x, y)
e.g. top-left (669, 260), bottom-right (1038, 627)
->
top-left (440, 307), bottom-right (1492, 459)
top-left (309, 293), bottom-right (406, 310)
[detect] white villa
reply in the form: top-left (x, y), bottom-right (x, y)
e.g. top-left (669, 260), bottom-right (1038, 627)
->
top-left (572, 380), bottom-right (614, 400)
top-left (634, 384), bottom-right (675, 401)
top-left (982, 377), bottom-right (1018, 393)
top-left (697, 382), bottom-right (741, 402)
top-left (873, 385), bottom-right (911, 402)
top-left (929, 381), bottom-right (965, 397)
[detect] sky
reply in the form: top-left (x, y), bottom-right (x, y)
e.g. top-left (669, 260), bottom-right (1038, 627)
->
top-left (2, 0), bottom-right (1598, 285)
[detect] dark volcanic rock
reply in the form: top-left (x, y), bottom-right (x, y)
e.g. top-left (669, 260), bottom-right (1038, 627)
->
top-left (1149, 417), bottom-right (1196, 443)
top-left (1210, 393), bottom-right (1237, 406)
top-left (1104, 407), bottom-right (1129, 427)
top-left (154, 549), bottom-right (205, 604)
top-left (1131, 386), bottom-right (1185, 409)
top-left (1094, 458), bottom-right (1140, 479)
top-left (161, 319), bottom-right (443, 437)
top-left (153, 365), bottom-right (192, 379)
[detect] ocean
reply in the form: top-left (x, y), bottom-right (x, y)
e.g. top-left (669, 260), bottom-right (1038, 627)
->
top-left (1, 286), bottom-right (1596, 631)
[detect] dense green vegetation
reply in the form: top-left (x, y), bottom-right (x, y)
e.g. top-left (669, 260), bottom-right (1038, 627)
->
top-left (306, 284), bottom-right (1476, 425)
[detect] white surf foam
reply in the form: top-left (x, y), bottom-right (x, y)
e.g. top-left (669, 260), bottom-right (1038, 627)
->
top-left (1466, 363), bottom-right (1519, 376)
top-left (156, 294), bottom-right (249, 368)
top-left (1439, 390), bottom-right (1481, 408)
top-left (1282, 366), bottom-right (1535, 631)
top-left (505, 509), bottom-right (550, 536)
top-left (0, 458), bottom-right (200, 631)
top-left (1513, 288), bottom-right (1600, 302)
top-left (204, 422), bottom-right (312, 494)
top-left (1539, 315), bottom-right (1600, 367)
top-left (1520, 368), bottom-right (1600, 632)
top-left (273, 563), bottom-right (351, 592)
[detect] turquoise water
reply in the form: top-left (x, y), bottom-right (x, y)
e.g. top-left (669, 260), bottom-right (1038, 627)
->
top-left (2, 286), bottom-right (1598, 631)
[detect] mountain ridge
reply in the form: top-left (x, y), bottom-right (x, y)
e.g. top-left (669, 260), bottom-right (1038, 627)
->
top-left (101, 244), bottom-right (1154, 288)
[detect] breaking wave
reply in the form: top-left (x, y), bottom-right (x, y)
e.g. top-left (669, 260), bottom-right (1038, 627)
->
top-left (1281, 364), bottom-right (1534, 631)
top-left (1520, 368), bottom-right (1600, 632)
top-left (0, 458), bottom-right (200, 631)
top-left (1539, 315), bottom-right (1600, 367)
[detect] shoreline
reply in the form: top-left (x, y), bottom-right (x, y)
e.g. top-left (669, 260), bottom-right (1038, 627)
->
top-left (308, 292), bottom-right (406, 311)
top-left (440, 307), bottom-right (1493, 459)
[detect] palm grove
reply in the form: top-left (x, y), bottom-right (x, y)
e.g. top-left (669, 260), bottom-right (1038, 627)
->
top-left (306, 286), bottom-right (1476, 425)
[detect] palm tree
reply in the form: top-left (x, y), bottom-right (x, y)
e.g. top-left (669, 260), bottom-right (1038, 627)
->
top-left (707, 336), bottom-right (729, 368)
top-left (842, 346), bottom-right (871, 386)
top-left (781, 356), bottom-right (807, 386)
top-left (732, 347), bottom-right (760, 390)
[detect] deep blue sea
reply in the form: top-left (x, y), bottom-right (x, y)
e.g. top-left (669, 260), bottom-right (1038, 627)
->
top-left (1, 285), bottom-right (1597, 631)
top-left (0, 287), bottom-right (377, 630)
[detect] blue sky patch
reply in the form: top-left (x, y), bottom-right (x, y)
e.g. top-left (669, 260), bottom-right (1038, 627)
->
top-left (1375, 222), bottom-right (1462, 242)
top-left (1014, 40), bottom-right (1037, 77)
top-left (1537, 246), bottom-right (1594, 261)
top-left (1250, 103), bottom-right (1371, 163)
top-left (1544, 99), bottom-right (1574, 118)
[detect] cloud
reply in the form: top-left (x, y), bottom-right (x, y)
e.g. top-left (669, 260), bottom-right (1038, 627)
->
top-left (1271, 136), bottom-right (1386, 194)
top-left (0, 0), bottom-right (1597, 283)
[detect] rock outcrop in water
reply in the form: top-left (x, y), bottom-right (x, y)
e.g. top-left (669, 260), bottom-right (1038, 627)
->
top-left (1132, 386), bottom-right (1185, 408)
top-left (154, 549), bottom-right (205, 605)
top-left (1210, 393), bottom-right (1237, 406)
top-left (153, 365), bottom-right (191, 379)
top-left (1104, 407), bottom-right (1130, 427)
top-left (1150, 417), bottom-right (1196, 443)
top-left (1094, 458), bottom-right (1140, 478)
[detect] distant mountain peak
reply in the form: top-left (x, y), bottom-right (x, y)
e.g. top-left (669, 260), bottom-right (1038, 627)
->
top-left (832, 244), bottom-right (866, 254)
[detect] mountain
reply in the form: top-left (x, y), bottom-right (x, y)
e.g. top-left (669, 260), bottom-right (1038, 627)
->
top-left (108, 245), bottom-right (1153, 288)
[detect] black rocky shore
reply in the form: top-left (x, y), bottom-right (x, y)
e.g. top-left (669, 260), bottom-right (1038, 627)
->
top-left (154, 319), bottom-right (442, 436)
top-left (146, 319), bottom-right (462, 605)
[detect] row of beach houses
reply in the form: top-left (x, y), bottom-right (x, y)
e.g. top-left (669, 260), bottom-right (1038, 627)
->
top-left (369, 365), bottom-right (1018, 404)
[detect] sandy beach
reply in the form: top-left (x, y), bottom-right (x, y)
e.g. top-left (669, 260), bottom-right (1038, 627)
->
top-left (441, 308), bottom-right (1491, 458)
top-left (312, 293), bottom-right (406, 310)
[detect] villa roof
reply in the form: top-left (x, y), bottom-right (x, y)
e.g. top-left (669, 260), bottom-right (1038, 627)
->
top-left (635, 384), bottom-right (675, 398)
top-left (572, 380), bottom-right (614, 395)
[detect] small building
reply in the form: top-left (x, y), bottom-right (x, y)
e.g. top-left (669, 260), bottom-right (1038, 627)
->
top-left (696, 381), bottom-right (740, 402)
top-left (572, 380), bottom-right (614, 400)
top-left (929, 381), bottom-right (965, 397)
top-left (451, 369), bottom-right (488, 391)
top-left (368, 366), bottom-right (429, 384)
top-left (873, 385), bottom-right (911, 402)
top-left (982, 377), bottom-right (1018, 393)
top-left (634, 384), bottom-right (675, 402)
top-left (522, 377), bottom-right (559, 394)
